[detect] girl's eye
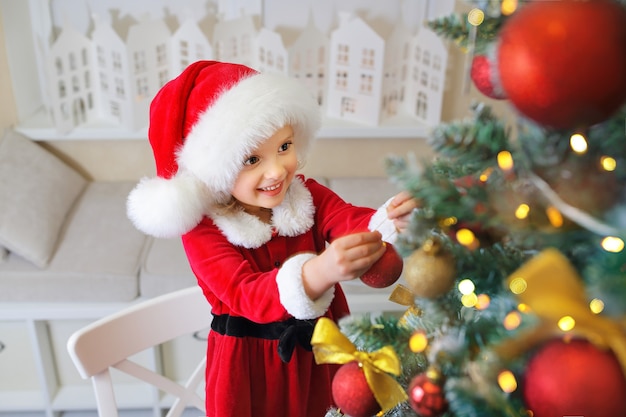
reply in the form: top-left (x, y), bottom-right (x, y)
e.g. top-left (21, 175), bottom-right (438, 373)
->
top-left (244, 156), bottom-right (260, 166)
top-left (279, 141), bottom-right (293, 152)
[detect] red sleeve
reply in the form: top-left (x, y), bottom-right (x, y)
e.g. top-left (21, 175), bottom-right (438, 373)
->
top-left (182, 219), bottom-right (291, 323)
top-left (304, 177), bottom-right (376, 241)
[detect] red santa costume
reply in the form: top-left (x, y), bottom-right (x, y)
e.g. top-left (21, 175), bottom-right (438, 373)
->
top-left (126, 61), bottom-right (399, 417)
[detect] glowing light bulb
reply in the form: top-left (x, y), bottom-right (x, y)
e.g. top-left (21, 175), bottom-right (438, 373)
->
top-left (509, 277), bottom-right (527, 294)
top-left (497, 151), bottom-right (514, 171)
top-left (501, 0), bottom-right (518, 15)
top-left (558, 316), bottom-right (576, 331)
top-left (458, 279), bottom-right (475, 295)
top-left (504, 311), bottom-right (522, 330)
top-left (409, 331), bottom-right (429, 353)
top-left (498, 370), bottom-right (518, 393)
top-left (475, 294), bottom-right (491, 310)
top-left (461, 293), bottom-right (478, 307)
top-left (467, 8), bottom-right (485, 26)
top-left (600, 156), bottom-right (617, 171)
top-left (601, 236), bottom-right (624, 253)
top-left (515, 204), bottom-right (530, 219)
top-left (570, 133), bottom-right (588, 154)
top-left (456, 228), bottom-right (479, 250)
top-left (589, 298), bottom-right (605, 314)
top-left (441, 217), bottom-right (457, 227)
top-left (480, 167), bottom-right (493, 182)
top-left (545, 206), bottom-right (563, 228)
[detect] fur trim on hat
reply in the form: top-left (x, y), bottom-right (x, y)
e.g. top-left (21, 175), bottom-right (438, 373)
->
top-left (127, 173), bottom-right (210, 238)
top-left (178, 72), bottom-right (321, 203)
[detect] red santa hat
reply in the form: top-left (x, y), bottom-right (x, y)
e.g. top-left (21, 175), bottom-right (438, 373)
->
top-left (127, 61), bottom-right (321, 238)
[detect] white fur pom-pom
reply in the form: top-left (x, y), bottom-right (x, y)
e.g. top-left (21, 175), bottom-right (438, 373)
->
top-left (126, 174), bottom-right (209, 238)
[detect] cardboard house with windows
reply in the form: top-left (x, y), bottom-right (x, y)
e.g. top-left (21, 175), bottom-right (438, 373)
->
top-left (404, 26), bottom-right (447, 126)
top-left (326, 13), bottom-right (385, 126)
top-left (91, 15), bottom-right (134, 131)
top-left (255, 27), bottom-right (288, 74)
top-left (288, 16), bottom-right (330, 107)
top-left (381, 22), bottom-right (412, 120)
top-left (46, 23), bottom-right (95, 134)
top-left (213, 14), bottom-right (257, 67)
top-left (170, 16), bottom-right (214, 78)
top-left (125, 16), bottom-right (171, 129)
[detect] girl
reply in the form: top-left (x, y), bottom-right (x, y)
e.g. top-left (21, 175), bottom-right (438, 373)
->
top-left (127, 61), bottom-right (417, 417)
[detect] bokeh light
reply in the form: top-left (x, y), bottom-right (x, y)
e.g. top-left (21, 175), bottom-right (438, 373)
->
top-left (570, 133), bottom-right (588, 154)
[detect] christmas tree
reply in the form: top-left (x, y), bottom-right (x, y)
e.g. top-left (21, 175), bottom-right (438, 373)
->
top-left (314, 1), bottom-right (626, 416)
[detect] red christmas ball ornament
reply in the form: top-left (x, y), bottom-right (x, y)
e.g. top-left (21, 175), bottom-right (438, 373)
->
top-left (332, 361), bottom-right (381, 417)
top-left (360, 242), bottom-right (403, 288)
top-left (497, 0), bottom-right (626, 129)
top-left (470, 54), bottom-right (507, 100)
top-left (523, 338), bottom-right (626, 417)
top-left (408, 369), bottom-right (448, 417)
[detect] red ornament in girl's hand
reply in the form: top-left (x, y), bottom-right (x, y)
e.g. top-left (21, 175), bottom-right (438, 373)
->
top-left (360, 243), bottom-right (403, 288)
top-left (332, 361), bottom-right (381, 417)
top-left (496, 0), bottom-right (626, 129)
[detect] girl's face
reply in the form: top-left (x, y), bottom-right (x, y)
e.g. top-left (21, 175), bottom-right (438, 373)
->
top-left (232, 125), bottom-right (298, 218)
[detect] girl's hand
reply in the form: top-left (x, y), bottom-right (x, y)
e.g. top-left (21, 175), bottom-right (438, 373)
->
top-left (302, 231), bottom-right (385, 300)
top-left (386, 191), bottom-right (419, 233)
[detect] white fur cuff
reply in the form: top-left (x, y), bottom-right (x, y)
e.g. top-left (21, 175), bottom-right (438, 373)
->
top-left (368, 197), bottom-right (398, 243)
top-left (276, 253), bottom-right (335, 319)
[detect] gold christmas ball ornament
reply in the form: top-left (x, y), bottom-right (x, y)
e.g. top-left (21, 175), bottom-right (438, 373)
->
top-left (404, 240), bottom-right (456, 298)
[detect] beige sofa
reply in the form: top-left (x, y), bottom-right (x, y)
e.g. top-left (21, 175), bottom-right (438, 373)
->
top-left (0, 128), bottom-right (403, 305)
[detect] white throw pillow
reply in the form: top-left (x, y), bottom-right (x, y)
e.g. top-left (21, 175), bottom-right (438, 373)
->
top-left (0, 130), bottom-right (87, 267)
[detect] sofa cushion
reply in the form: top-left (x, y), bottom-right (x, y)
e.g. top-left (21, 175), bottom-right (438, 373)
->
top-left (0, 182), bottom-right (147, 302)
top-left (139, 237), bottom-right (196, 298)
top-left (0, 130), bottom-right (87, 267)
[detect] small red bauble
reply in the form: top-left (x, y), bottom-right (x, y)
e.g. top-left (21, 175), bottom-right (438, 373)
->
top-left (332, 361), bottom-right (381, 417)
top-left (470, 54), bottom-right (506, 100)
top-left (408, 371), bottom-right (448, 417)
top-left (360, 243), bottom-right (403, 288)
top-left (523, 338), bottom-right (626, 417)
top-left (497, 0), bottom-right (626, 129)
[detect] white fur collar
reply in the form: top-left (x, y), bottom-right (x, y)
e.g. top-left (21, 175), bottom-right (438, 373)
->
top-left (209, 177), bottom-right (315, 248)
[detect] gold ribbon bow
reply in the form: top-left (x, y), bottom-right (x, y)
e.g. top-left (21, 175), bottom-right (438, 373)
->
top-left (389, 284), bottom-right (422, 326)
top-left (500, 248), bottom-right (626, 373)
top-left (311, 317), bottom-right (408, 412)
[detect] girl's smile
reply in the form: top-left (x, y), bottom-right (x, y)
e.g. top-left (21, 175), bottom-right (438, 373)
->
top-left (231, 125), bottom-right (298, 220)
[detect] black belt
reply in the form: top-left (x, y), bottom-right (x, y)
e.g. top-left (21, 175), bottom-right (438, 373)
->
top-left (211, 314), bottom-right (317, 363)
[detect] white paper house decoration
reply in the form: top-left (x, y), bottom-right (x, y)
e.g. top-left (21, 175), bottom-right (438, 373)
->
top-left (288, 15), bottom-right (329, 106)
top-left (170, 17), bottom-right (214, 79)
top-left (90, 15), bottom-right (134, 131)
top-left (213, 14), bottom-right (257, 67)
top-left (126, 15), bottom-right (171, 130)
top-left (326, 13), bottom-right (385, 126)
top-left (381, 21), bottom-right (412, 120)
top-left (46, 23), bottom-right (95, 134)
top-left (404, 27), bottom-right (447, 126)
top-left (254, 27), bottom-right (288, 74)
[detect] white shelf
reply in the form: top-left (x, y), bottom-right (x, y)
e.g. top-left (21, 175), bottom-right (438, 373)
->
top-left (15, 108), bottom-right (430, 141)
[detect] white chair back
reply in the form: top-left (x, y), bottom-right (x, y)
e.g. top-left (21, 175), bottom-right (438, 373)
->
top-left (67, 286), bottom-right (212, 417)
